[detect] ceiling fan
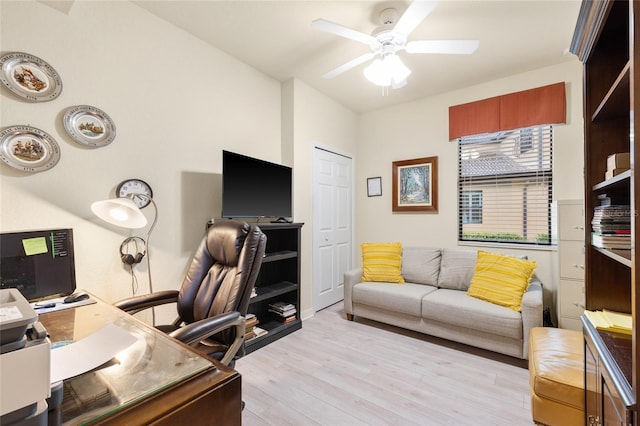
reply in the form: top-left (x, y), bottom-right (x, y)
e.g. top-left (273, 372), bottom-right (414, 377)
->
top-left (312, 1), bottom-right (479, 88)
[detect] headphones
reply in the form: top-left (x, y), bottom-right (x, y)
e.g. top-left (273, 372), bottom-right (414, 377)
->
top-left (120, 236), bottom-right (146, 265)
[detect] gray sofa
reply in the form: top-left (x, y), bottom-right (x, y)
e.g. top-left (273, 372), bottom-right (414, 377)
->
top-left (344, 247), bottom-right (543, 359)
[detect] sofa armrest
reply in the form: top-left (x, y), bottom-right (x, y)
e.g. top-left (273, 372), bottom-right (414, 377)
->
top-left (344, 268), bottom-right (363, 316)
top-left (521, 277), bottom-right (543, 359)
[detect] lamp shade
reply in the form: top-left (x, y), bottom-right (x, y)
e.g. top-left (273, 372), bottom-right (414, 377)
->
top-left (364, 54), bottom-right (411, 88)
top-left (91, 198), bottom-right (148, 229)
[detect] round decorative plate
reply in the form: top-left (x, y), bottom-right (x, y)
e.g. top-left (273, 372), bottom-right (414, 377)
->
top-left (0, 52), bottom-right (62, 102)
top-left (63, 105), bottom-right (116, 147)
top-left (0, 126), bottom-right (61, 172)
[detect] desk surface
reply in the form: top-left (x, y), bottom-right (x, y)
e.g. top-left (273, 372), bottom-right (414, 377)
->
top-left (39, 295), bottom-right (241, 425)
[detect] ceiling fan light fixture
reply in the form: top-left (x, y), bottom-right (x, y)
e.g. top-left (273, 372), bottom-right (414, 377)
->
top-left (391, 77), bottom-right (408, 89)
top-left (363, 58), bottom-right (387, 86)
top-left (363, 54), bottom-right (411, 88)
top-left (314, 1), bottom-right (479, 84)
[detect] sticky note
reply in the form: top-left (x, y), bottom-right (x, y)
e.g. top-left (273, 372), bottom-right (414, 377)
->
top-left (22, 237), bottom-right (48, 256)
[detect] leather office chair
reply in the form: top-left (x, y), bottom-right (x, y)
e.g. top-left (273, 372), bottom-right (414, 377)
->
top-left (115, 220), bottom-right (267, 367)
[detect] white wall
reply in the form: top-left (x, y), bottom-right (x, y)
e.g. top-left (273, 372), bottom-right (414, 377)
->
top-left (0, 1), bottom-right (282, 322)
top-left (356, 60), bottom-right (584, 314)
top-left (285, 78), bottom-right (359, 318)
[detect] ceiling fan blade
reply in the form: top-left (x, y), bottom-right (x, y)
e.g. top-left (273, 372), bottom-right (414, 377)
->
top-left (405, 39), bottom-right (479, 54)
top-left (323, 53), bottom-right (375, 79)
top-left (312, 19), bottom-right (377, 45)
top-left (394, 1), bottom-right (439, 36)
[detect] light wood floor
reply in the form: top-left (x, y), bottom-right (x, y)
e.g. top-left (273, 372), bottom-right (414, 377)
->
top-left (235, 302), bottom-right (534, 426)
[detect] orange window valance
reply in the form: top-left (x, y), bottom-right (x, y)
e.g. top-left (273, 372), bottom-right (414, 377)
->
top-left (448, 82), bottom-right (566, 140)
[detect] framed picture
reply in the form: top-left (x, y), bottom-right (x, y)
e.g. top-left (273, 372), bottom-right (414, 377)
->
top-left (367, 177), bottom-right (382, 197)
top-left (392, 156), bottom-right (438, 212)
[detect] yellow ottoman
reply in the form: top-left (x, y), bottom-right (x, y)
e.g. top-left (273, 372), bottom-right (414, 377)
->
top-left (528, 327), bottom-right (585, 426)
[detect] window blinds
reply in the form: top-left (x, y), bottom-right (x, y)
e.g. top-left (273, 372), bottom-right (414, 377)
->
top-left (458, 125), bottom-right (553, 245)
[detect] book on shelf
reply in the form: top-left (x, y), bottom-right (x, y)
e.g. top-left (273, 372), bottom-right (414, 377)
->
top-left (246, 326), bottom-right (268, 341)
top-left (268, 306), bottom-right (297, 315)
top-left (591, 229), bottom-right (631, 235)
top-left (591, 226), bottom-right (631, 235)
top-left (592, 204), bottom-right (632, 214)
top-left (584, 309), bottom-right (631, 335)
top-left (268, 301), bottom-right (297, 322)
top-left (592, 206), bottom-right (632, 224)
top-left (269, 309), bottom-right (296, 321)
top-left (244, 313), bottom-right (260, 340)
top-left (591, 233), bottom-right (631, 250)
top-left (253, 326), bottom-right (268, 337)
top-left (591, 233), bottom-right (631, 241)
top-left (275, 315), bottom-right (296, 324)
top-left (268, 301), bottom-right (295, 312)
top-left (245, 315), bottom-right (259, 330)
top-left (269, 301), bottom-right (296, 313)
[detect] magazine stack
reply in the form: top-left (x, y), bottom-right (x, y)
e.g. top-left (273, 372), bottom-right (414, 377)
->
top-left (268, 301), bottom-right (297, 324)
top-left (591, 199), bottom-right (631, 250)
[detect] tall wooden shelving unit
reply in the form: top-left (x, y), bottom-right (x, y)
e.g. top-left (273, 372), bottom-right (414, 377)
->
top-left (571, 0), bottom-right (639, 424)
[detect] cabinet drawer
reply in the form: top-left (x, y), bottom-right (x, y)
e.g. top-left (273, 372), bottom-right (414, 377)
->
top-left (559, 241), bottom-right (585, 279)
top-left (558, 203), bottom-right (584, 241)
top-left (559, 279), bottom-right (584, 320)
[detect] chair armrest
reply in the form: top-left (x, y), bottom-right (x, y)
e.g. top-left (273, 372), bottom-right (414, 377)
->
top-left (169, 311), bottom-right (245, 366)
top-left (114, 290), bottom-right (179, 314)
top-left (344, 268), bottom-right (363, 315)
top-left (521, 278), bottom-right (543, 359)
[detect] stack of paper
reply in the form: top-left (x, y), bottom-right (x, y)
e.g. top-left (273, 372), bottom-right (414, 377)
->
top-left (584, 309), bottom-right (632, 335)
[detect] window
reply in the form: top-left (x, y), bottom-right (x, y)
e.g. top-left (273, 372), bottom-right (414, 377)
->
top-left (461, 190), bottom-right (483, 224)
top-left (516, 128), bottom-right (533, 154)
top-left (458, 125), bottom-right (553, 245)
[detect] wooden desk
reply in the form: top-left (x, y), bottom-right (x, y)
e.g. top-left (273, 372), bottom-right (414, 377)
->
top-left (39, 296), bottom-right (241, 425)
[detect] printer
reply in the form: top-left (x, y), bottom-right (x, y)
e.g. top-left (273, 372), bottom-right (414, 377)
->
top-left (0, 288), bottom-right (51, 425)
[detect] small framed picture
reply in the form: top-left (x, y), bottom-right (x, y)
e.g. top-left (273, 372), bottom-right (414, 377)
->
top-left (367, 177), bottom-right (382, 197)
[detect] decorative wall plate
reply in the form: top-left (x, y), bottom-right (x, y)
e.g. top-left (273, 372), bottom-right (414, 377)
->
top-left (0, 52), bottom-right (62, 102)
top-left (0, 126), bottom-right (60, 172)
top-left (63, 105), bottom-right (116, 147)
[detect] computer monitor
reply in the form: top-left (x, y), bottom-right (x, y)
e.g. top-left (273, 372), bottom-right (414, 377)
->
top-left (0, 228), bottom-right (77, 301)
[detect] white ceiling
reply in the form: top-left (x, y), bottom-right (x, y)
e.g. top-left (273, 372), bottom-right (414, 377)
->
top-left (133, 0), bottom-right (582, 113)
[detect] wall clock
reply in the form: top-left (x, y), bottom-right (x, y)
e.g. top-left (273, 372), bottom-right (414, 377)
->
top-left (116, 179), bottom-right (153, 209)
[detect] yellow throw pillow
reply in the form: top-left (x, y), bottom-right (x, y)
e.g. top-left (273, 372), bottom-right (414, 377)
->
top-left (361, 242), bottom-right (405, 283)
top-left (467, 251), bottom-right (537, 311)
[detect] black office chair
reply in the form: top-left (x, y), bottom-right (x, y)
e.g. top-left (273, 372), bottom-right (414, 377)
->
top-left (115, 220), bottom-right (266, 367)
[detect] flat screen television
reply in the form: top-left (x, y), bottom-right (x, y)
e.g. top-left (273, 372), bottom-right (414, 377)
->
top-left (222, 150), bottom-right (292, 221)
top-left (0, 228), bottom-right (77, 301)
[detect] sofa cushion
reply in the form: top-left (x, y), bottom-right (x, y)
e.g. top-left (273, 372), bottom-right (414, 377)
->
top-left (361, 242), bottom-right (404, 283)
top-left (422, 289), bottom-right (523, 339)
top-left (354, 282), bottom-right (437, 317)
top-left (402, 247), bottom-right (441, 286)
top-left (467, 251), bottom-right (537, 311)
top-left (437, 248), bottom-right (477, 290)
